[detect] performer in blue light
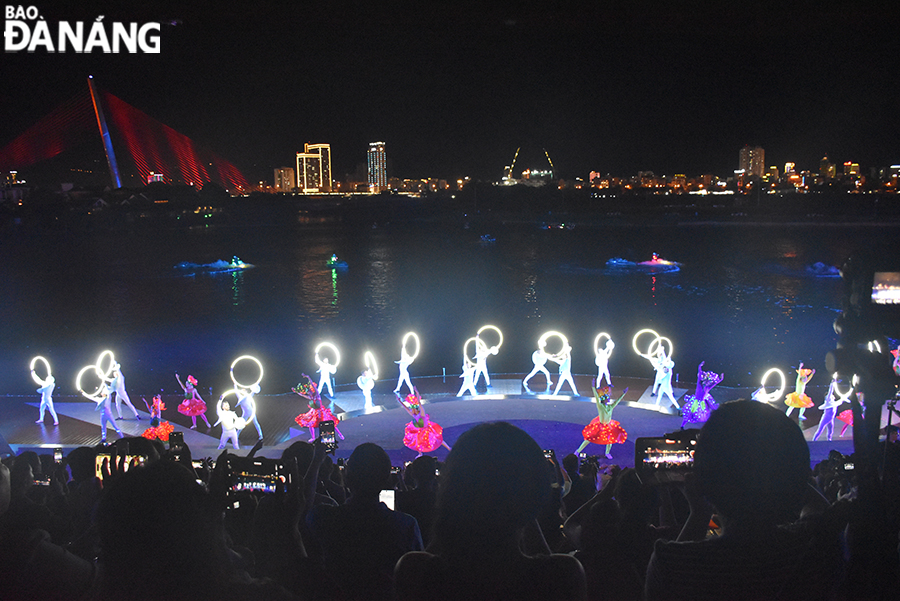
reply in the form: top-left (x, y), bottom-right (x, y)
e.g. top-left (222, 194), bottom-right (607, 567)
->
top-left (651, 348), bottom-right (678, 408)
top-left (98, 381), bottom-right (123, 444)
top-left (680, 361), bottom-right (723, 427)
top-left (812, 375), bottom-right (851, 442)
top-left (35, 375), bottom-right (58, 426)
top-left (110, 362), bottom-right (140, 420)
top-left (236, 383), bottom-right (263, 440)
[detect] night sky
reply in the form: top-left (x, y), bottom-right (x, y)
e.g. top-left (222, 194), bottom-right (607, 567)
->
top-left (2, 1), bottom-right (898, 184)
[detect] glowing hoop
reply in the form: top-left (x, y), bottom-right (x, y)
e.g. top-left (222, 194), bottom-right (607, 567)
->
top-left (30, 356), bottom-right (52, 386)
top-left (401, 331), bottom-right (420, 361)
top-left (219, 389), bottom-right (253, 430)
top-left (648, 336), bottom-right (673, 359)
top-left (755, 368), bottom-right (786, 403)
top-left (463, 337), bottom-right (484, 369)
top-left (364, 351), bottom-right (378, 380)
top-left (315, 342), bottom-right (341, 368)
top-left (96, 350), bottom-right (117, 382)
top-left (476, 325), bottom-right (503, 352)
top-left (76, 364), bottom-right (107, 403)
top-left (230, 355), bottom-right (264, 389)
top-left (867, 340), bottom-right (882, 353)
top-left (832, 373), bottom-right (854, 401)
top-left (632, 329), bottom-right (659, 359)
top-left (538, 331), bottom-right (570, 363)
top-left (593, 333), bottom-right (611, 354)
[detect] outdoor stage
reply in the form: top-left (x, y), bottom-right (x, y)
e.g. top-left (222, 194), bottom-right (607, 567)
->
top-left (3, 374), bottom-right (860, 466)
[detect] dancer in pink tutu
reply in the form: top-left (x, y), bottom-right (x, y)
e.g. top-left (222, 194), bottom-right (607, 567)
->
top-left (176, 373), bottom-right (211, 429)
top-left (397, 388), bottom-right (452, 457)
top-left (784, 362), bottom-right (815, 420)
top-left (293, 374), bottom-right (344, 442)
top-left (141, 395), bottom-right (174, 441)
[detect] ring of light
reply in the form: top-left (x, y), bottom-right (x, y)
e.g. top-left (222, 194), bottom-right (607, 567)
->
top-left (647, 336), bottom-right (673, 359)
top-left (538, 331), bottom-right (569, 363)
top-left (230, 355), bottom-right (264, 389)
top-left (96, 350), bottom-right (116, 382)
top-left (30, 356), bottom-right (52, 386)
top-left (219, 388), bottom-right (255, 429)
top-left (632, 329), bottom-right (660, 359)
top-left (832, 374), bottom-right (854, 400)
top-left (756, 368), bottom-right (786, 403)
top-left (401, 332), bottom-right (420, 361)
top-left (315, 342), bottom-right (341, 368)
top-left (593, 332), bottom-right (611, 354)
top-left (476, 325), bottom-right (503, 352)
top-left (463, 337), bottom-right (486, 369)
top-left (76, 364), bottom-right (107, 403)
top-left (364, 351), bottom-right (378, 380)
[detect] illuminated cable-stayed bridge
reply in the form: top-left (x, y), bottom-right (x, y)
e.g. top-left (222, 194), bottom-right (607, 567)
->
top-left (0, 78), bottom-right (248, 192)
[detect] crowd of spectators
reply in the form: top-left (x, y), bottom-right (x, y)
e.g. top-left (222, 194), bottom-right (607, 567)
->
top-left (1, 398), bottom-right (899, 600)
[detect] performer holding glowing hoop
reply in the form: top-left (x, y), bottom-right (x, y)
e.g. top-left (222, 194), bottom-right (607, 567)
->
top-left (813, 375), bottom-right (852, 442)
top-left (141, 395), bottom-right (174, 441)
top-left (544, 332), bottom-right (577, 396)
top-left (110, 361), bottom-right (140, 420)
top-left (357, 351), bottom-right (378, 408)
top-left (576, 382), bottom-right (629, 459)
top-left (784, 362), bottom-right (816, 420)
top-left (397, 388), bottom-right (451, 457)
top-left (315, 342), bottom-right (340, 398)
top-left (77, 352), bottom-right (124, 443)
top-left (457, 359), bottom-right (477, 397)
top-left (231, 355), bottom-right (264, 440)
top-left (680, 361), bottom-right (723, 428)
top-left (394, 332), bottom-right (419, 394)
top-left (472, 325), bottom-right (503, 388)
top-left (294, 374), bottom-right (344, 442)
top-left (31, 356), bottom-right (58, 425)
top-left (215, 395), bottom-right (243, 450)
top-left (593, 334), bottom-right (615, 388)
top-left (523, 348), bottom-right (552, 389)
top-left (176, 373), bottom-right (211, 429)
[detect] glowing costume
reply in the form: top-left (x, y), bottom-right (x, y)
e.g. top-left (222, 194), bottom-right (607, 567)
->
top-left (577, 384), bottom-right (629, 459)
top-left (97, 383), bottom-right (123, 444)
top-left (294, 374), bottom-right (344, 442)
top-left (36, 377), bottom-right (58, 425)
top-left (316, 357), bottom-right (337, 398)
top-left (552, 346), bottom-right (579, 396)
top-left (141, 395), bottom-right (174, 441)
top-left (397, 389), bottom-right (450, 457)
top-left (651, 348), bottom-right (678, 408)
top-left (110, 362), bottom-right (140, 420)
top-left (594, 338), bottom-right (614, 388)
top-left (394, 351), bottom-right (415, 394)
top-left (785, 363), bottom-right (815, 420)
top-left (236, 384), bottom-right (263, 440)
top-left (357, 369), bottom-right (376, 408)
top-left (457, 361), bottom-right (477, 397)
top-left (681, 361), bottom-right (723, 427)
top-left (216, 399), bottom-right (241, 450)
top-left (813, 376), bottom-right (851, 442)
top-left (523, 350), bottom-right (552, 389)
top-left (176, 374), bottom-right (211, 429)
top-left (472, 337), bottom-right (497, 388)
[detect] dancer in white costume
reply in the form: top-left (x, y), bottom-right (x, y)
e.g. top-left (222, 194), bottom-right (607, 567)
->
top-left (31, 357), bottom-right (58, 425)
top-left (552, 345), bottom-right (579, 396)
top-left (98, 382), bottom-right (123, 443)
top-left (357, 369), bottom-right (376, 407)
top-left (523, 349), bottom-right (552, 388)
top-left (316, 357), bottom-right (337, 398)
top-left (110, 362), bottom-right (140, 420)
top-left (594, 338), bottom-right (614, 388)
top-left (393, 332), bottom-right (419, 394)
top-left (235, 384), bottom-right (263, 440)
top-left (651, 348), bottom-right (677, 407)
top-left (472, 338), bottom-right (498, 388)
top-left (457, 360), bottom-right (478, 397)
top-left (215, 399), bottom-right (241, 450)
top-left (812, 375), bottom-right (852, 442)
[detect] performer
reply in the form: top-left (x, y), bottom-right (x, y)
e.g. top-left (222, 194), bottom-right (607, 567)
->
top-left (785, 362), bottom-right (816, 420)
top-left (110, 362), bottom-right (140, 420)
top-left (215, 397), bottom-right (241, 450)
top-left (457, 360), bottom-right (477, 397)
top-left (651, 347), bottom-right (678, 408)
top-left (836, 392), bottom-right (862, 437)
top-left (294, 374), bottom-right (344, 442)
top-left (96, 381), bottom-right (123, 444)
top-left (35, 375), bottom-right (58, 425)
top-left (552, 343), bottom-right (578, 396)
top-left (680, 361), bottom-right (723, 428)
top-left (472, 337), bottom-right (498, 388)
top-left (394, 348), bottom-right (415, 394)
top-left (397, 388), bottom-right (451, 457)
top-left (813, 376), bottom-right (851, 442)
top-left (523, 349), bottom-right (552, 389)
top-left (357, 369), bottom-right (376, 408)
top-left (316, 355), bottom-right (337, 398)
top-left (176, 373), bottom-right (211, 430)
top-left (594, 338), bottom-right (615, 388)
top-left (141, 395), bottom-right (174, 441)
top-left (236, 383), bottom-right (263, 440)
top-left (576, 383), bottom-right (629, 459)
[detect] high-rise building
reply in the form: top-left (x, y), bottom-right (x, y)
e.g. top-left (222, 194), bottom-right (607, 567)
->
top-left (820, 155), bottom-right (836, 179)
top-left (367, 141), bottom-right (387, 193)
top-left (274, 167), bottom-right (295, 192)
top-left (295, 143), bottom-right (332, 193)
top-left (738, 145), bottom-right (765, 178)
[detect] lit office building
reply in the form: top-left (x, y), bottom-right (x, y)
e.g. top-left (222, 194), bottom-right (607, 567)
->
top-left (295, 143), bottom-right (332, 193)
top-left (738, 145), bottom-right (765, 178)
top-left (274, 167), bottom-right (295, 192)
top-left (368, 141), bottom-right (387, 193)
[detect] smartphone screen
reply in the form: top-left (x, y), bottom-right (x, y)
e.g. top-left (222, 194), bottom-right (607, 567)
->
top-left (319, 420), bottom-right (337, 453)
top-left (228, 457), bottom-right (285, 494)
top-left (634, 436), bottom-right (696, 485)
top-left (379, 489), bottom-right (395, 510)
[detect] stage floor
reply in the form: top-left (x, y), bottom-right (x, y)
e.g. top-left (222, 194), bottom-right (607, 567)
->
top-left (4, 374), bottom-right (860, 467)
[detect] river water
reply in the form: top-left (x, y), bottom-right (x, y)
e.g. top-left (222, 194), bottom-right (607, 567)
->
top-left (2, 214), bottom-right (894, 398)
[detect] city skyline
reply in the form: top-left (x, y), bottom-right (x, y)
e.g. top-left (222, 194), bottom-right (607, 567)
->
top-left (2, 3), bottom-right (897, 184)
